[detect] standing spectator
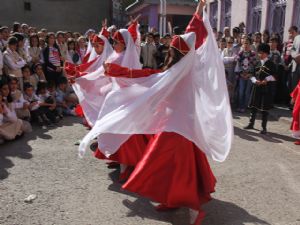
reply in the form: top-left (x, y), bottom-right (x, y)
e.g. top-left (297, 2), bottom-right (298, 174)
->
top-left (12, 22), bottom-right (22, 33)
top-left (223, 27), bottom-right (231, 38)
top-left (218, 38), bottom-right (227, 53)
top-left (140, 32), bottom-right (157, 69)
top-left (56, 31), bottom-right (67, 61)
top-left (0, 26), bottom-right (10, 51)
top-left (43, 32), bottom-right (63, 85)
top-left (269, 37), bottom-right (283, 103)
top-left (3, 37), bottom-right (26, 90)
top-left (284, 26), bottom-right (298, 95)
top-left (28, 34), bottom-right (41, 65)
top-left (251, 32), bottom-right (262, 52)
top-left (13, 32), bottom-right (31, 63)
top-left (156, 34), bottom-right (171, 68)
top-left (153, 32), bottom-right (161, 49)
top-left (0, 49), bottom-right (3, 80)
top-left (39, 38), bottom-right (46, 51)
top-left (222, 36), bottom-right (237, 103)
top-left (290, 31), bottom-right (300, 93)
top-left (65, 31), bottom-right (73, 40)
top-left (262, 30), bottom-right (270, 44)
top-left (244, 43), bottom-right (276, 134)
top-left (239, 22), bottom-right (246, 34)
top-left (77, 36), bottom-right (87, 63)
top-left (236, 37), bottom-right (257, 112)
top-left (66, 38), bottom-right (81, 65)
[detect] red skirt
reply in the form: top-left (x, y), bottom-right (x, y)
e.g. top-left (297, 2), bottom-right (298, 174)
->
top-left (94, 134), bottom-right (151, 166)
top-left (122, 132), bottom-right (216, 210)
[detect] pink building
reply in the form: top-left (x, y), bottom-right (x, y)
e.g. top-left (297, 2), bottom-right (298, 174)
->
top-left (207, 0), bottom-right (300, 41)
top-left (126, 0), bottom-right (197, 33)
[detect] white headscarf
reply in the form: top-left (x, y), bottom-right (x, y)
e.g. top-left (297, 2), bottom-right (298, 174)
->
top-left (72, 28), bottom-right (142, 126)
top-left (79, 12), bottom-right (233, 162)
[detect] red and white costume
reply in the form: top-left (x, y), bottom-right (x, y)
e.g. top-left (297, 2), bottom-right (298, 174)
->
top-left (78, 13), bottom-right (233, 224)
top-left (291, 81), bottom-right (300, 139)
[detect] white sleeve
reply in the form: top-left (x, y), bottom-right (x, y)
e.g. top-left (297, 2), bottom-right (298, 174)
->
top-left (250, 76), bottom-right (257, 84)
top-left (0, 114), bottom-right (4, 126)
top-left (4, 53), bottom-right (26, 70)
top-left (0, 51), bottom-right (3, 72)
top-left (223, 56), bottom-right (236, 64)
top-left (265, 75), bottom-right (276, 82)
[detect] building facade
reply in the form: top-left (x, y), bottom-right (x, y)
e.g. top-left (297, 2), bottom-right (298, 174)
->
top-left (207, 0), bottom-right (300, 41)
top-left (125, 0), bottom-right (198, 34)
top-left (0, 0), bottom-right (112, 33)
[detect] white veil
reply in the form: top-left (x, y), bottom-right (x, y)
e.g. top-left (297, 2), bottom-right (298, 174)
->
top-left (73, 28), bottom-right (142, 126)
top-left (78, 12), bottom-right (233, 162)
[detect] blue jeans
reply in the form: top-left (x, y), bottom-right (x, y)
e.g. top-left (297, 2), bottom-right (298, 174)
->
top-left (238, 78), bottom-right (252, 110)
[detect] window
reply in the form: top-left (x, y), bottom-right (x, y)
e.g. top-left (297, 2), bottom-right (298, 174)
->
top-left (209, 1), bottom-right (218, 29)
top-left (220, 0), bottom-right (232, 31)
top-left (247, 0), bottom-right (262, 33)
top-left (293, 0), bottom-right (300, 30)
top-left (268, 0), bottom-right (287, 39)
top-left (24, 2), bottom-right (31, 11)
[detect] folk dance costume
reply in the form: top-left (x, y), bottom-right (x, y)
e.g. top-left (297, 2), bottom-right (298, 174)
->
top-left (79, 12), bottom-right (233, 225)
top-left (290, 81), bottom-right (300, 143)
top-left (245, 44), bottom-right (276, 134)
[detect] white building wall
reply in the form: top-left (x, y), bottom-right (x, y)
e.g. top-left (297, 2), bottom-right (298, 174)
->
top-left (207, 0), bottom-right (297, 41)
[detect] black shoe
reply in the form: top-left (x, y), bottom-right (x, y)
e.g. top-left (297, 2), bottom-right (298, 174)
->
top-left (90, 141), bottom-right (98, 152)
top-left (244, 124), bottom-right (254, 130)
top-left (260, 129), bottom-right (267, 134)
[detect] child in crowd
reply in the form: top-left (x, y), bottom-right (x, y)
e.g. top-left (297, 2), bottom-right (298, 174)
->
top-left (28, 34), bottom-right (41, 65)
top-left (21, 65), bottom-right (33, 87)
top-left (236, 37), bottom-right (257, 112)
top-left (30, 63), bottom-right (46, 90)
top-left (8, 76), bottom-right (31, 120)
top-left (55, 77), bottom-right (77, 116)
top-left (244, 43), bottom-right (276, 134)
top-left (66, 38), bottom-right (81, 65)
top-left (23, 83), bottom-right (51, 126)
top-left (0, 88), bottom-right (23, 142)
top-left (36, 80), bottom-right (59, 123)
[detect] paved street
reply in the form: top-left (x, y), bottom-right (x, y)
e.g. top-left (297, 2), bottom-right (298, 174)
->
top-left (0, 113), bottom-right (300, 225)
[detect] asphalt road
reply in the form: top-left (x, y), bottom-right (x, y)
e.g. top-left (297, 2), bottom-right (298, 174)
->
top-left (0, 113), bottom-right (299, 225)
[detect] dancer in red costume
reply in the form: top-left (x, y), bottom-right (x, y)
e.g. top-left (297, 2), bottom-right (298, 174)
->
top-left (290, 80), bottom-right (300, 145)
top-left (79, 1), bottom-right (233, 224)
top-left (100, 1), bottom-right (225, 224)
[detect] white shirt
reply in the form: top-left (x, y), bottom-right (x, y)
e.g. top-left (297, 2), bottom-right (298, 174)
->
top-left (0, 50), bottom-right (3, 75)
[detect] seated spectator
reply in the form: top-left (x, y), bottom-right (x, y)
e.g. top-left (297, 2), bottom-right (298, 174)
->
top-left (36, 80), bottom-right (59, 123)
top-left (0, 91), bottom-right (23, 142)
top-left (22, 65), bottom-right (32, 86)
top-left (23, 83), bottom-right (51, 126)
top-left (30, 63), bottom-right (46, 90)
top-left (55, 77), bottom-right (77, 116)
top-left (0, 81), bottom-right (30, 136)
top-left (9, 76), bottom-right (31, 120)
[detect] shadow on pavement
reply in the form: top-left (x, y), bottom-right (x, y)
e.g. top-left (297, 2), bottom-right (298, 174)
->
top-left (234, 126), bottom-right (295, 143)
top-left (0, 116), bottom-right (80, 180)
top-left (203, 198), bottom-right (271, 225)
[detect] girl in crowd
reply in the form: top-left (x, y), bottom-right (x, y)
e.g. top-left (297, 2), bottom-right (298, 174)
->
top-left (43, 32), bottom-right (63, 85)
top-left (30, 63), bottom-right (47, 90)
top-left (28, 33), bottom-right (41, 65)
top-left (66, 38), bottom-right (81, 65)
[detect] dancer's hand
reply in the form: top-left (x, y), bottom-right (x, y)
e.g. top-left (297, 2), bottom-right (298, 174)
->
top-left (102, 18), bottom-right (107, 28)
top-left (196, 0), bottom-right (206, 15)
